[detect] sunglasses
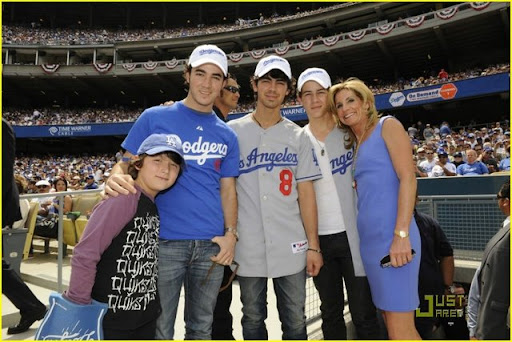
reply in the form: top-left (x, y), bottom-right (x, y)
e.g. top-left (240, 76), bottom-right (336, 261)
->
top-left (426, 152), bottom-right (434, 155)
top-left (203, 260), bottom-right (239, 292)
top-left (224, 86), bottom-right (240, 94)
top-left (37, 185), bottom-right (49, 188)
top-left (497, 194), bottom-right (508, 200)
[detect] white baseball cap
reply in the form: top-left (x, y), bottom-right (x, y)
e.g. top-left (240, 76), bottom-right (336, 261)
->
top-left (297, 68), bottom-right (332, 92)
top-left (35, 180), bottom-right (51, 187)
top-left (188, 44), bottom-right (228, 76)
top-left (254, 55), bottom-right (292, 80)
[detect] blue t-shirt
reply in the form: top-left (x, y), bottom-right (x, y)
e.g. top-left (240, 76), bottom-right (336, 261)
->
top-left (456, 161), bottom-right (489, 176)
top-left (122, 101), bottom-right (240, 240)
top-left (499, 157), bottom-right (510, 171)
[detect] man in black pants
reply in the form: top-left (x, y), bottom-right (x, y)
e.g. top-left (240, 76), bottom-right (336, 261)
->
top-left (2, 118), bottom-right (47, 334)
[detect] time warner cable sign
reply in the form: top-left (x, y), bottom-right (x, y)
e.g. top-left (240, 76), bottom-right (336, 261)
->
top-left (49, 125), bottom-right (93, 136)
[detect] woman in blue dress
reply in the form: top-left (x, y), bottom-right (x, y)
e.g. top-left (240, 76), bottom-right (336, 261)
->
top-left (328, 78), bottom-right (421, 340)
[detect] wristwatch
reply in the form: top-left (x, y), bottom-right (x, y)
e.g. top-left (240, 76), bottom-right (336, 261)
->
top-left (394, 230), bottom-right (409, 238)
top-left (225, 227), bottom-right (239, 241)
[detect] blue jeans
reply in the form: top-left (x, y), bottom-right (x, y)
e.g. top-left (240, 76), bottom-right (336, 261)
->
top-left (238, 269), bottom-right (307, 340)
top-left (313, 232), bottom-right (381, 339)
top-left (155, 240), bottom-right (223, 340)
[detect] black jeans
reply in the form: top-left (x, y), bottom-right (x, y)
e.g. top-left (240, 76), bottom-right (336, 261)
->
top-left (313, 232), bottom-right (381, 340)
top-left (2, 259), bottom-right (46, 316)
top-left (211, 265), bottom-right (235, 340)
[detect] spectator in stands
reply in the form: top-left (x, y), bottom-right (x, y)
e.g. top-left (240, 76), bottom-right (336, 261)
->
top-left (419, 148), bottom-right (437, 174)
top-left (13, 174), bottom-right (30, 229)
top-left (83, 175), bottom-right (98, 190)
top-left (297, 68), bottom-right (380, 340)
top-left (452, 152), bottom-right (465, 168)
top-left (51, 178), bottom-right (72, 215)
top-left (70, 175), bottom-right (82, 190)
top-left (423, 124), bottom-right (435, 141)
top-left (33, 180), bottom-right (54, 217)
top-left (408, 123), bottom-right (418, 138)
top-left (480, 147), bottom-right (499, 174)
top-left (416, 147), bottom-right (427, 166)
top-left (499, 145), bottom-right (510, 171)
top-left (438, 68), bottom-right (448, 81)
top-left (456, 150), bottom-right (489, 176)
top-left (468, 133), bottom-right (477, 148)
top-left (472, 181), bottom-right (510, 339)
top-left (429, 149), bottom-right (456, 177)
top-left (439, 121), bottom-right (451, 137)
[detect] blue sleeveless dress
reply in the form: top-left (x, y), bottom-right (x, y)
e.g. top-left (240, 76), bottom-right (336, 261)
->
top-left (354, 116), bottom-right (420, 311)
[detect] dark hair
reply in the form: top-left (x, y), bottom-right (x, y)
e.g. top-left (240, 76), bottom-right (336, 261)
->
top-left (251, 69), bottom-right (296, 103)
top-left (54, 178), bottom-right (68, 191)
top-left (219, 73), bottom-right (238, 98)
top-left (499, 180), bottom-right (510, 200)
top-left (127, 151), bottom-right (184, 180)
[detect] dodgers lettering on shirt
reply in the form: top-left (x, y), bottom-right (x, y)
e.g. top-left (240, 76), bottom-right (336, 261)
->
top-left (330, 149), bottom-right (354, 175)
top-left (240, 147), bottom-right (298, 173)
top-left (121, 102), bottom-right (240, 240)
top-left (182, 136), bottom-right (229, 165)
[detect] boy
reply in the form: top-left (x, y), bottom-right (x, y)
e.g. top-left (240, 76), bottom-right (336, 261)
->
top-left (65, 133), bottom-right (185, 339)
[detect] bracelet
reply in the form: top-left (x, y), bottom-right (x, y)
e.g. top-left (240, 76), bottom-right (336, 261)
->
top-left (307, 248), bottom-right (322, 254)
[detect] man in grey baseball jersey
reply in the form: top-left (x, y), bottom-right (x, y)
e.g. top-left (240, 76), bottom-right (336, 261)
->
top-left (228, 56), bottom-right (323, 340)
top-left (298, 68), bottom-right (381, 340)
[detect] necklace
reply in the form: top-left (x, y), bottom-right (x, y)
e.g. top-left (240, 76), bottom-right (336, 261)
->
top-left (351, 124), bottom-right (371, 190)
top-left (312, 135), bottom-right (325, 156)
top-left (252, 114), bottom-right (283, 129)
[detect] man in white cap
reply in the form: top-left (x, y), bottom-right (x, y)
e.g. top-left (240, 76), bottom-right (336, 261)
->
top-left (297, 68), bottom-right (381, 339)
top-left (105, 44), bottom-right (240, 340)
top-left (228, 56), bottom-right (322, 339)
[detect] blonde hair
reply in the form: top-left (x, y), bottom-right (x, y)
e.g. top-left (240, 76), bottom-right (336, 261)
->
top-left (328, 77), bottom-right (380, 149)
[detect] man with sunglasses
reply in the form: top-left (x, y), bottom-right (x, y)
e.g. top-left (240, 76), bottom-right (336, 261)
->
top-left (418, 148), bottom-right (437, 174)
top-left (214, 75), bottom-right (240, 122)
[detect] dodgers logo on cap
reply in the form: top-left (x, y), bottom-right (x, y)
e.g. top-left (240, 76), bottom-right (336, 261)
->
top-left (137, 133), bottom-right (185, 160)
top-left (188, 44), bottom-right (228, 76)
top-left (297, 68), bottom-right (332, 92)
top-left (254, 55), bottom-right (292, 80)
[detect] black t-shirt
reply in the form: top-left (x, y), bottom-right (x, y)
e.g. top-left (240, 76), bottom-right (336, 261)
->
top-left (415, 210), bottom-right (454, 310)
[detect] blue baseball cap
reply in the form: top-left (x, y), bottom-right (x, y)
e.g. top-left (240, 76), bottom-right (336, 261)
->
top-left (137, 133), bottom-right (185, 161)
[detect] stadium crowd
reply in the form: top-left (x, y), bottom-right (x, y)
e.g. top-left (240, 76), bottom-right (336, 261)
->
top-left (13, 120), bottom-right (510, 195)
top-left (2, 3), bottom-right (353, 46)
top-left (4, 64), bottom-right (509, 127)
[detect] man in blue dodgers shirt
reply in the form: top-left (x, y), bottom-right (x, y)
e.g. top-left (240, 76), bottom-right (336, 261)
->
top-left (105, 44), bottom-right (240, 340)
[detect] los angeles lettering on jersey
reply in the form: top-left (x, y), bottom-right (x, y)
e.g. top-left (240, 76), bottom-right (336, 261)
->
top-left (240, 147), bottom-right (298, 173)
top-left (331, 150), bottom-right (354, 175)
top-left (182, 136), bottom-right (228, 165)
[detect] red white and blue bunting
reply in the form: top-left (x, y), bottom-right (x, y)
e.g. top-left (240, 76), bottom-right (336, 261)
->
top-left (348, 30), bottom-right (366, 41)
top-left (122, 63), bottom-right (136, 72)
top-left (250, 50), bottom-right (266, 59)
top-left (228, 53), bottom-right (244, 62)
top-left (298, 40), bottom-right (314, 51)
top-left (143, 61), bottom-right (158, 71)
top-left (165, 58), bottom-right (179, 69)
top-left (93, 63), bottom-right (112, 73)
top-left (275, 45), bottom-right (290, 55)
top-left (41, 64), bottom-right (60, 73)
top-left (376, 23), bottom-right (395, 35)
top-left (470, 2), bottom-right (490, 11)
top-left (405, 15), bottom-right (425, 28)
top-left (436, 7), bottom-right (458, 20)
top-left (322, 35), bottom-right (340, 47)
